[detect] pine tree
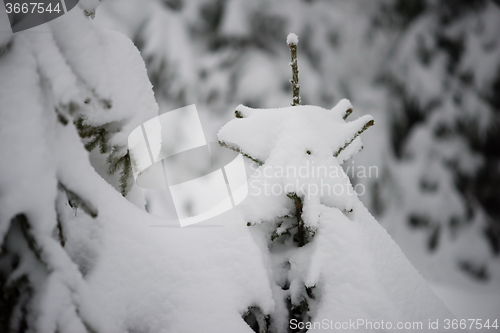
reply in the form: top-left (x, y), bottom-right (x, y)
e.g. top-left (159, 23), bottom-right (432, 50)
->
top-left (95, 0), bottom-right (394, 220)
top-left (378, 0), bottom-right (500, 284)
top-left (0, 1), bottom-right (158, 331)
top-left (218, 34), bottom-right (452, 333)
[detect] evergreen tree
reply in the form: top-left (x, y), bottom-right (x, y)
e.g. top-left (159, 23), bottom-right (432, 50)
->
top-left (218, 34), bottom-right (456, 333)
top-left (0, 1), bottom-right (158, 331)
top-left (378, 0), bottom-right (500, 284)
top-left (95, 0), bottom-right (391, 219)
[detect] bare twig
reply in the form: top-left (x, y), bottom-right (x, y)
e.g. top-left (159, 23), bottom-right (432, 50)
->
top-left (334, 119), bottom-right (374, 158)
top-left (287, 33), bottom-right (301, 106)
top-left (343, 108), bottom-right (353, 120)
top-left (218, 140), bottom-right (264, 166)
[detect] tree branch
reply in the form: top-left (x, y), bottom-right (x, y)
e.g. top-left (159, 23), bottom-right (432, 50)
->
top-left (334, 119), bottom-right (374, 158)
top-left (218, 140), bottom-right (264, 166)
top-left (57, 182), bottom-right (98, 218)
top-left (343, 108), bottom-right (353, 120)
top-left (286, 192), bottom-right (308, 247)
top-left (287, 33), bottom-right (301, 106)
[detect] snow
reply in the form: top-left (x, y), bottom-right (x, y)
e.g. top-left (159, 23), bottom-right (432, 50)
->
top-left (3, 0), bottom-right (498, 331)
top-left (219, 0), bottom-right (255, 37)
top-left (306, 203), bottom-right (458, 331)
top-left (218, 102), bottom-right (372, 227)
top-left (0, 7), bottom-right (278, 331)
top-left (0, 25), bottom-right (105, 333)
top-left (287, 32), bottom-right (299, 45)
top-left (431, 282), bottom-right (500, 332)
top-left (84, 172), bottom-right (275, 333)
top-left (219, 100), bottom-right (458, 331)
top-left (93, 0), bottom-right (500, 328)
top-left (383, 0), bottom-right (500, 287)
top-left (218, 101), bottom-right (372, 166)
top-left (0, 5), bottom-right (158, 331)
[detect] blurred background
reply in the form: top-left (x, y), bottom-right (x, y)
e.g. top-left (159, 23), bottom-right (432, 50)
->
top-left (94, 0), bottom-right (500, 323)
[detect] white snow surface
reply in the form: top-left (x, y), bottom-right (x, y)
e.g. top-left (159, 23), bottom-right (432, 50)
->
top-left (0, 4), bottom-right (467, 332)
top-left (287, 32), bottom-right (299, 45)
top-left (306, 203), bottom-right (456, 331)
top-left (85, 173), bottom-right (275, 333)
top-left (0, 9), bottom-right (273, 332)
top-left (219, 101), bottom-right (371, 165)
top-left (93, 0), bottom-right (500, 322)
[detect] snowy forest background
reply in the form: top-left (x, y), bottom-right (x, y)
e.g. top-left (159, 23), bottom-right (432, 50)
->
top-left (1, 0), bottom-right (500, 332)
top-left (95, 0), bottom-right (500, 303)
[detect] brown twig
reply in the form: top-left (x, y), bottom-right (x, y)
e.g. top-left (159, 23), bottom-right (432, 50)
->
top-left (287, 33), bottom-right (301, 106)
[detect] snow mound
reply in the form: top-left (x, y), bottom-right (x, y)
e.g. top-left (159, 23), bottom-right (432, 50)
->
top-left (218, 101), bottom-right (372, 227)
top-left (219, 101), bottom-right (372, 165)
top-left (85, 174), bottom-right (275, 333)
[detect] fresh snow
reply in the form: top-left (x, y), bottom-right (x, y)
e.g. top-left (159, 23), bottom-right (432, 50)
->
top-left (92, 0), bottom-right (500, 326)
top-left (1, 1), bottom-right (487, 331)
top-left (218, 100), bottom-right (458, 331)
top-left (287, 33), bottom-right (299, 45)
top-left (83, 173), bottom-right (276, 333)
